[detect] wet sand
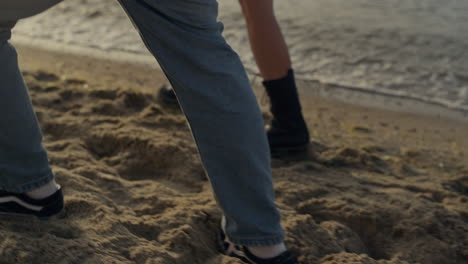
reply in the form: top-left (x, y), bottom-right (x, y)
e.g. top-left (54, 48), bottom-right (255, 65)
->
top-left (0, 45), bottom-right (466, 264)
top-left (12, 0), bottom-right (468, 113)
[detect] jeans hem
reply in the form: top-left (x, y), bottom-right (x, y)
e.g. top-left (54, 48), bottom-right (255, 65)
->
top-left (0, 170), bottom-right (54, 193)
top-left (228, 233), bottom-right (285, 246)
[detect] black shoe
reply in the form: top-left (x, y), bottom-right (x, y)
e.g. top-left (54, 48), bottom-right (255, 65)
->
top-left (158, 85), bottom-right (180, 107)
top-left (0, 188), bottom-right (64, 219)
top-left (217, 228), bottom-right (298, 264)
top-left (264, 70), bottom-right (310, 159)
top-left (267, 120), bottom-right (310, 159)
top-left (158, 72), bottom-right (310, 159)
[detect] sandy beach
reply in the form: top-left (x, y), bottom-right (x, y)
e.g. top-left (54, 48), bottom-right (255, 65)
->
top-left (3, 0), bottom-right (468, 263)
top-left (12, 0), bottom-right (468, 114)
top-left (0, 45), bottom-right (466, 264)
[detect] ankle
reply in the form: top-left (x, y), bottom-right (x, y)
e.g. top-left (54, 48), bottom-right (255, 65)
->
top-left (26, 179), bottom-right (60, 199)
top-left (247, 243), bottom-right (287, 259)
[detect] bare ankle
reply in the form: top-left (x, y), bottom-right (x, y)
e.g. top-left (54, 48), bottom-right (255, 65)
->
top-left (247, 243), bottom-right (287, 259)
top-left (26, 180), bottom-right (60, 199)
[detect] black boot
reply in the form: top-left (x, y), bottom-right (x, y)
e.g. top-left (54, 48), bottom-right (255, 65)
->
top-left (263, 69), bottom-right (310, 158)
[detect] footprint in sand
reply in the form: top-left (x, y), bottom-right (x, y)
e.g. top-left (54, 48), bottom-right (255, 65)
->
top-left (118, 90), bottom-right (151, 111)
top-left (89, 89), bottom-right (118, 100)
top-left (443, 176), bottom-right (468, 195)
top-left (64, 199), bottom-right (99, 219)
top-left (32, 71), bottom-right (60, 82)
top-left (85, 132), bottom-right (204, 193)
top-left (121, 221), bottom-right (161, 242)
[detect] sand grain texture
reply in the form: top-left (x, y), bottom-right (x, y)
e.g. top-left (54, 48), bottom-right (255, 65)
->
top-left (0, 48), bottom-right (467, 264)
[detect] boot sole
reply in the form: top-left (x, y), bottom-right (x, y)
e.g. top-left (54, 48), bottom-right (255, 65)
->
top-left (0, 208), bottom-right (66, 221)
top-left (271, 143), bottom-right (309, 160)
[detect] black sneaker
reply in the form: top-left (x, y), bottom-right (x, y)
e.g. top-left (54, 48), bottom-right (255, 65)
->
top-left (0, 188), bottom-right (64, 219)
top-left (217, 228), bottom-right (298, 264)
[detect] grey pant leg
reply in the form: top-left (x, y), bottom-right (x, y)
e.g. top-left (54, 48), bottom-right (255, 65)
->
top-left (118, 0), bottom-right (284, 246)
top-left (0, 22), bottom-right (53, 192)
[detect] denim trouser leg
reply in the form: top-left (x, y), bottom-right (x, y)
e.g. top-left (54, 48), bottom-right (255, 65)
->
top-left (0, 22), bottom-right (54, 193)
top-left (117, 0), bottom-right (284, 246)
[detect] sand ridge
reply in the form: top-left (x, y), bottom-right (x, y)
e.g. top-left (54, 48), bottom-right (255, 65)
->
top-left (0, 47), bottom-right (467, 264)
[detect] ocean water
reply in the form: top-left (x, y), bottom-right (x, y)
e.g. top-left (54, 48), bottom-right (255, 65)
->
top-left (13, 0), bottom-right (468, 114)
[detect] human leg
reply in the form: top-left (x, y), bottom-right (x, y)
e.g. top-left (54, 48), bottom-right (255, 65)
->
top-left (0, 22), bottom-right (62, 217)
top-left (238, 0), bottom-right (290, 80)
top-left (0, 22), bottom-right (54, 193)
top-left (117, 0), bottom-right (284, 246)
top-left (239, 0), bottom-right (310, 157)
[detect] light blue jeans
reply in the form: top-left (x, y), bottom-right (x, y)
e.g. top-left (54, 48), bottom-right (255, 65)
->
top-left (0, 22), bottom-right (55, 193)
top-left (0, 0), bottom-right (284, 246)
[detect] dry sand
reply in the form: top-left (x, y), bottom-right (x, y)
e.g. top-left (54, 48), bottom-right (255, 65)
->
top-left (0, 46), bottom-right (467, 264)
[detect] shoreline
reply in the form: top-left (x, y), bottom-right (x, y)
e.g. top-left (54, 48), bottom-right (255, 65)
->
top-left (13, 36), bottom-right (468, 123)
top-left (13, 0), bottom-right (468, 118)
